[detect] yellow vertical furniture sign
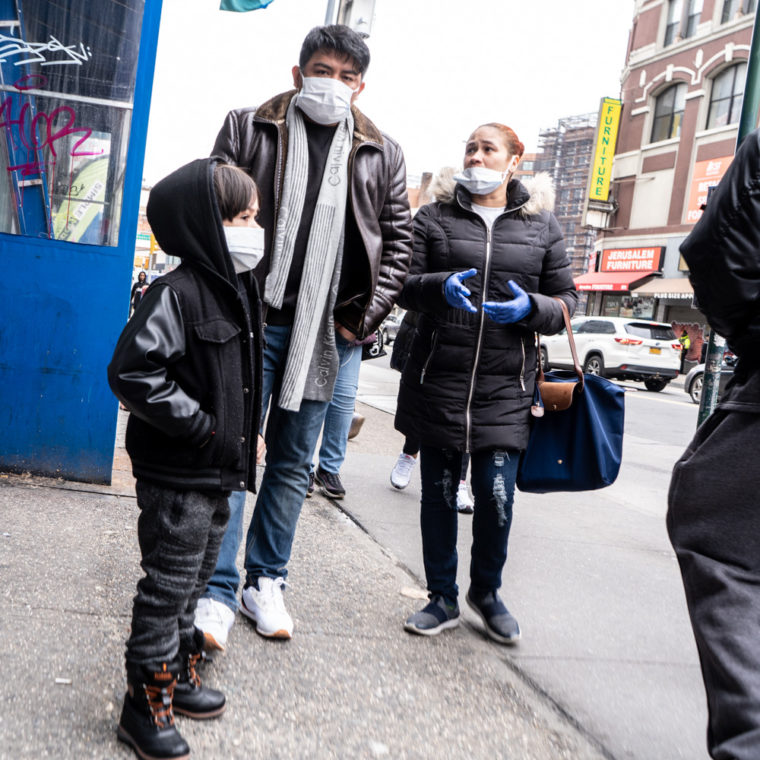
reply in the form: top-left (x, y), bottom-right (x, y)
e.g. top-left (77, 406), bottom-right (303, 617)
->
top-left (589, 98), bottom-right (622, 202)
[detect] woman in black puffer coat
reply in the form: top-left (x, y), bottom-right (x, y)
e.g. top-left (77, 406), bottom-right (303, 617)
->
top-left (396, 122), bottom-right (577, 643)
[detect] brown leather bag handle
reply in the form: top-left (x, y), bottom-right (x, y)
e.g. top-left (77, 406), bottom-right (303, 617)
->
top-left (534, 298), bottom-right (584, 411)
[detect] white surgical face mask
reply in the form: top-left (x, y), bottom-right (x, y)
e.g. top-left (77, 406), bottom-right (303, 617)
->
top-left (453, 166), bottom-right (509, 195)
top-left (295, 75), bottom-right (356, 125)
top-left (224, 226), bottom-right (265, 273)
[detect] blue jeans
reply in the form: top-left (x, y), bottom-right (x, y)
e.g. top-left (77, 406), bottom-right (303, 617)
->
top-left (314, 339), bottom-right (362, 473)
top-left (203, 324), bottom-right (331, 610)
top-left (419, 446), bottom-right (519, 605)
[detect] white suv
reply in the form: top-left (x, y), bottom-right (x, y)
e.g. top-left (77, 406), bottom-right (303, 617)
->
top-left (540, 316), bottom-right (682, 392)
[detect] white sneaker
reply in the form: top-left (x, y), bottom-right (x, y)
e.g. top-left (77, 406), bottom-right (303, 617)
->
top-left (240, 577), bottom-right (293, 639)
top-left (391, 452), bottom-right (417, 489)
top-left (456, 482), bottom-right (474, 514)
top-left (194, 596), bottom-right (236, 652)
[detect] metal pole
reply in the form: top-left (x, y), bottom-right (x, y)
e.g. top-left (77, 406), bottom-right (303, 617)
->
top-left (324, 0), bottom-right (337, 24)
top-left (697, 8), bottom-right (760, 426)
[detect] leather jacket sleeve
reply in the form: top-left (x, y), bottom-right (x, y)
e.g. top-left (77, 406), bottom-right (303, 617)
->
top-left (211, 108), bottom-right (259, 167)
top-left (361, 140), bottom-right (413, 334)
top-left (680, 128), bottom-right (760, 359)
top-left (107, 285), bottom-right (214, 445)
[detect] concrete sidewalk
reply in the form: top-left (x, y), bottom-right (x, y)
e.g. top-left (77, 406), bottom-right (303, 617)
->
top-left (0, 412), bottom-right (609, 760)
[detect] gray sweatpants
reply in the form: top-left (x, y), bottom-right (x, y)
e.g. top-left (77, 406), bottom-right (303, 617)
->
top-left (668, 408), bottom-right (760, 760)
top-left (126, 480), bottom-right (230, 667)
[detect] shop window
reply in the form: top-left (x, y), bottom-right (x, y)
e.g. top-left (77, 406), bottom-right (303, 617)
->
top-left (0, 1), bottom-right (145, 246)
top-left (650, 83), bottom-right (687, 142)
top-left (707, 63), bottom-right (747, 129)
top-left (665, 0), bottom-right (703, 45)
top-left (722, 0), bottom-right (757, 23)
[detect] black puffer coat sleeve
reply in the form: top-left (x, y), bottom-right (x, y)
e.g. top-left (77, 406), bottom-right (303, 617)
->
top-left (680, 128), bottom-right (760, 359)
top-left (397, 205), bottom-right (452, 313)
top-left (521, 213), bottom-right (578, 335)
top-left (108, 284), bottom-right (215, 446)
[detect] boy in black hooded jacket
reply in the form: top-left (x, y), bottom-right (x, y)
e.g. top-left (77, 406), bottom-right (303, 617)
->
top-left (108, 158), bottom-right (264, 760)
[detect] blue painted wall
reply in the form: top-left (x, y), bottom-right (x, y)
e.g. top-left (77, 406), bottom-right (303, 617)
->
top-left (0, 0), bottom-right (163, 483)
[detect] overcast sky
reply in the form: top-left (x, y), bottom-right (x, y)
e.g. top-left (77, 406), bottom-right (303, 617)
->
top-left (142, 0), bottom-right (635, 185)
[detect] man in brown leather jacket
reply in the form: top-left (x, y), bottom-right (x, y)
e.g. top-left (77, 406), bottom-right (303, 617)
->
top-left (194, 24), bottom-right (412, 647)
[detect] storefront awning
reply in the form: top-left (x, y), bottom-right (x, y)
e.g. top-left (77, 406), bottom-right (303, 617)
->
top-left (573, 272), bottom-right (657, 292)
top-left (630, 277), bottom-right (694, 299)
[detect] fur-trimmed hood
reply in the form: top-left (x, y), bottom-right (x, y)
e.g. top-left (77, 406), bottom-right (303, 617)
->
top-left (433, 170), bottom-right (555, 217)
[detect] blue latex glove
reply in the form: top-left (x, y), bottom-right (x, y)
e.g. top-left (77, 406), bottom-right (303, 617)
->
top-left (444, 268), bottom-right (478, 313)
top-left (482, 280), bottom-right (532, 324)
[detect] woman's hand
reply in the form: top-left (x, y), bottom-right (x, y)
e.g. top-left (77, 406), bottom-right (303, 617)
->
top-left (256, 434), bottom-right (266, 464)
top-left (444, 268), bottom-right (478, 313)
top-left (483, 280), bottom-right (532, 324)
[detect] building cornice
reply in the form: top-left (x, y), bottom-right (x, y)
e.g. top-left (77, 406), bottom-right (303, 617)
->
top-left (626, 15), bottom-right (754, 71)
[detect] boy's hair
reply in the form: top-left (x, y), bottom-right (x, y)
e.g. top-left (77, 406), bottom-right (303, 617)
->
top-left (213, 164), bottom-right (257, 222)
top-left (299, 24), bottom-right (370, 76)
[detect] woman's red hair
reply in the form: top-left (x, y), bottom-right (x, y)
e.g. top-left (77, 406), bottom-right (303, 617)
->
top-left (478, 123), bottom-right (525, 158)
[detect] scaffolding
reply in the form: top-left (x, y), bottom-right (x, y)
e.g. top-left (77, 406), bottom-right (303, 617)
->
top-left (534, 113), bottom-right (598, 278)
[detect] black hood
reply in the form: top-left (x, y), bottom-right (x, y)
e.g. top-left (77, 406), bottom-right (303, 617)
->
top-left (147, 158), bottom-right (237, 287)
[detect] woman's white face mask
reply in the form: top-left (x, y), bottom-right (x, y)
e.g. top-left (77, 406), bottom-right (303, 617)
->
top-left (453, 166), bottom-right (510, 196)
top-left (224, 226), bottom-right (265, 273)
top-left (295, 75), bottom-right (357, 125)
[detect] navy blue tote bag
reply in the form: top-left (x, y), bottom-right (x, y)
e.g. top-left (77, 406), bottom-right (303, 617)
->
top-left (517, 303), bottom-right (625, 494)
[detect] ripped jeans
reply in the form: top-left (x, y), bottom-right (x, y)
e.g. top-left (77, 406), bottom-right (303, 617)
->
top-left (418, 446), bottom-right (519, 605)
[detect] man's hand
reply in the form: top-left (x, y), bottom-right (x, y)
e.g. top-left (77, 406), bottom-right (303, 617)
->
top-left (256, 434), bottom-right (266, 464)
top-left (444, 268), bottom-right (478, 313)
top-left (483, 280), bottom-right (532, 324)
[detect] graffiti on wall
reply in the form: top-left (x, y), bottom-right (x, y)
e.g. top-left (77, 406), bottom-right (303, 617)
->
top-left (1, 27), bottom-right (107, 243)
top-left (1, 75), bottom-right (104, 177)
top-left (0, 33), bottom-right (92, 67)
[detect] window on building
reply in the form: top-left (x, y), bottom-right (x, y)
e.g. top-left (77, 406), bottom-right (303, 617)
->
top-left (685, 0), bottom-right (703, 37)
top-left (665, 0), bottom-right (703, 45)
top-left (707, 63), bottom-right (747, 128)
top-left (722, 0), bottom-right (757, 23)
top-left (651, 83), bottom-right (687, 142)
top-left (665, 0), bottom-right (683, 45)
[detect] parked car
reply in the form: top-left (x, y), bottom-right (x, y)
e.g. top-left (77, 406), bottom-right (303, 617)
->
top-left (540, 316), bottom-right (681, 392)
top-left (381, 311), bottom-right (404, 345)
top-left (683, 358), bottom-right (735, 404)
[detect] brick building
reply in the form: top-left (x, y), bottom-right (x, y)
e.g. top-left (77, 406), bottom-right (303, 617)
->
top-left (583, 0), bottom-right (755, 355)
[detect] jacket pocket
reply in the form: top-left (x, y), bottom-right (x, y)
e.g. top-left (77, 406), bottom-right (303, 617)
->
top-left (194, 319), bottom-right (241, 344)
top-left (194, 319), bottom-right (244, 468)
top-left (420, 330), bottom-right (438, 385)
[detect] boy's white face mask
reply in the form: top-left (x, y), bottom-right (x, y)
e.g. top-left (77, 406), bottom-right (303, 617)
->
top-left (224, 226), bottom-right (265, 273)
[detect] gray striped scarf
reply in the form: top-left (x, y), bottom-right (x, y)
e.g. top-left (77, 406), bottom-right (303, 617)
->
top-left (264, 97), bottom-right (353, 412)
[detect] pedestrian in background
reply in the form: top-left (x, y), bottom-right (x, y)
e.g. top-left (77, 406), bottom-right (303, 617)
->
top-left (668, 127), bottom-right (760, 760)
top-left (389, 309), bottom-right (474, 512)
top-left (129, 270), bottom-right (147, 316)
top-left (306, 333), bottom-right (364, 499)
top-left (678, 328), bottom-right (691, 373)
top-left (194, 24), bottom-right (412, 649)
top-left (108, 160), bottom-right (265, 760)
top-left (395, 123), bottom-right (577, 643)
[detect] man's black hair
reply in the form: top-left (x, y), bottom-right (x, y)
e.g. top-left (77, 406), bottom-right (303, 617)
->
top-left (299, 24), bottom-right (370, 76)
